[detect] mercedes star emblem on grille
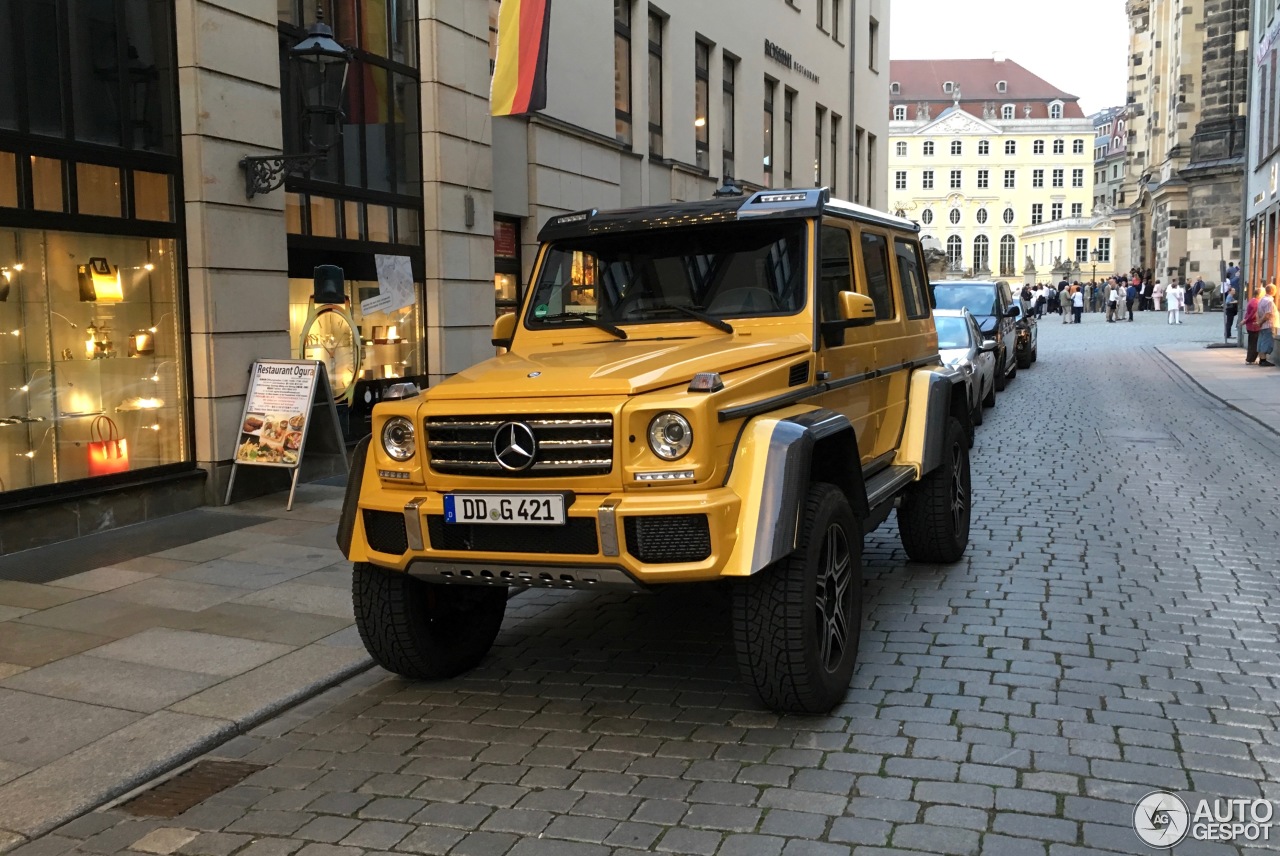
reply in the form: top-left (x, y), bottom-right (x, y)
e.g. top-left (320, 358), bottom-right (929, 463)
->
top-left (494, 421), bottom-right (537, 471)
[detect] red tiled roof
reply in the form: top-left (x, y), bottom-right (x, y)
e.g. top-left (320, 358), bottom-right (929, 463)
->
top-left (889, 59), bottom-right (1085, 120)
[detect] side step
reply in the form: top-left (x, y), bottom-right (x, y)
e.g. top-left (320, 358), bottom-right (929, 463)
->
top-left (864, 464), bottom-right (916, 511)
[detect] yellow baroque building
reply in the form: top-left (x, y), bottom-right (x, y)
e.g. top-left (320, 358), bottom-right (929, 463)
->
top-left (888, 59), bottom-right (1102, 282)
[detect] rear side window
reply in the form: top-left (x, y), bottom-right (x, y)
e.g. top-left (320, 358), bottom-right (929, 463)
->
top-left (894, 239), bottom-right (930, 320)
top-left (859, 232), bottom-right (895, 320)
top-left (819, 225), bottom-right (854, 323)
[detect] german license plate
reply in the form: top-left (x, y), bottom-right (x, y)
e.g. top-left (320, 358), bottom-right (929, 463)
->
top-left (443, 494), bottom-right (566, 525)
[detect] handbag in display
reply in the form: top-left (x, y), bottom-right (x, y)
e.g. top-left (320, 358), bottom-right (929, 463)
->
top-left (87, 415), bottom-right (130, 476)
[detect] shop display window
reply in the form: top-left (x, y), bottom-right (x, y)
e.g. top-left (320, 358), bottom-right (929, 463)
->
top-left (0, 228), bottom-right (187, 493)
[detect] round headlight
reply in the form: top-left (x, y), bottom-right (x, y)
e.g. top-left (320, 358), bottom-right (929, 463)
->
top-left (381, 416), bottom-right (416, 461)
top-left (648, 412), bottom-right (693, 461)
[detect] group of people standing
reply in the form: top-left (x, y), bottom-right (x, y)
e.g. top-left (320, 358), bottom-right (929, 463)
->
top-left (1024, 273), bottom-right (1212, 325)
top-left (1241, 282), bottom-right (1280, 366)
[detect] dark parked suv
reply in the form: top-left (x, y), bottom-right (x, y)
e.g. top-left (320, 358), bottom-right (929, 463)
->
top-left (932, 280), bottom-right (1022, 390)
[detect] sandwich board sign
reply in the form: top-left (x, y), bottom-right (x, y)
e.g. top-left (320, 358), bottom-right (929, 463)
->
top-left (225, 359), bottom-right (348, 510)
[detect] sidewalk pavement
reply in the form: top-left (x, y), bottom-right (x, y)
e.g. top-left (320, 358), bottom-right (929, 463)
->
top-left (0, 483), bottom-right (370, 850)
top-left (1158, 338), bottom-right (1280, 432)
top-left (0, 331), bottom-right (1275, 853)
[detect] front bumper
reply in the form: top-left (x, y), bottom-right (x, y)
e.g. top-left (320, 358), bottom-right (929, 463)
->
top-left (347, 486), bottom-right (744, 588)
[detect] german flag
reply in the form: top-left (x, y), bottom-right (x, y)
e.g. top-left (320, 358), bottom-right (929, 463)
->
top-left (490, 0), bottom-right (552, 117)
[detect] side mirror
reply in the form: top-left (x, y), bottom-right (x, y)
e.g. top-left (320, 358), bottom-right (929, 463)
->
top-left (978, 339), bottom-right (998, 353)
top-left (838, 291), bottom-right (877, 326)
top-left (1005, 305), bottom-right (1020, 318)
top-left (491, 312), bottom-right (516, 348)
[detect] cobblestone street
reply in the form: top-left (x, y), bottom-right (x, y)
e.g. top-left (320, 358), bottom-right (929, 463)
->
top-left (15, 310), bottom-right (1280, 856)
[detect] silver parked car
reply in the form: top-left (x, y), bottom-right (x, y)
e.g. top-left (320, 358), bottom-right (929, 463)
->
top-left (934, 308), bottom-right (997, 444)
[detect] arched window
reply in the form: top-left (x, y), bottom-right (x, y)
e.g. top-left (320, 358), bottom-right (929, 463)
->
top-left (923, 141), bottom-right (935, 156)
top-left (946, 235), bottom-right (963, 267)
top-left (1050, 101), bottom-right (1063, 119)
top-left (978, 140), bottom-right (990, 156)
top-left (1033, 139), bottom-right (1045, 154)
top-left (949, 208), bottom-right (961, 225)
top-left (893, 105), bottom-right (907, 120)
top-left (950, 140), bottom-right (962, 156)
top-left (895, 140), bottom-right (907, 156)
top-left (999, 235), bottom-right (1016, 276)
top-left (973, 235), bottom-right (990, 271)
top-left (1004, 140), bottom-right (1016, 155)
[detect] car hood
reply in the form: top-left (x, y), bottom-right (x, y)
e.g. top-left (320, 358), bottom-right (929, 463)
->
top-left (426, 333), bottom-right (813, 399)
top-left (939, 348), bottom-right (971, 365)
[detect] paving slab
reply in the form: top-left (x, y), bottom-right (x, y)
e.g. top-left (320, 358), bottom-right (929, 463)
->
top-left (0, 655), bottom-right (219, 713)
top-left (232, 584), bottom-right (354, 621)
top-left (164, 560), bottom-right (314, 592)
top-left (48, 569), bottom-right (158, 593)
top-left (0, 623), bottom-right (113, 668)
top-left (0, 690), bottom-right (140, 766)
top-left (169, 604), bottom-right (351, 647)
top-left (103, 580), bottom-right (253, 613)
top-left (218, 544), bottom-right (346, 573)
top-left (16, 596), bottom-right (193, 640)
top-left (88, 629), bottom-right (293, 678)
top-left (0, 606), bottom-right (33, 621)
top-left (0, 582), bottom-right (88, 611)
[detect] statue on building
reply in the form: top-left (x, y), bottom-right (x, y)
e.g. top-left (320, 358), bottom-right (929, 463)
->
top-left (1023, 104), bottom-right (1032, 118)
top-left (952, 85), bottom-right (962, 108)
top-left (982, 102), bottom-right (995, 120)
top-left (915, 102), bottom-right (931, 121)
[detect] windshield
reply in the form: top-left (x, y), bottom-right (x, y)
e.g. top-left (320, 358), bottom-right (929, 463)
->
top-left (934, 316), bottom-right (970, 350)
top-left (933, 285), bottom-right (999, 317)
top-left (524, 221), bottom-right (807, 329)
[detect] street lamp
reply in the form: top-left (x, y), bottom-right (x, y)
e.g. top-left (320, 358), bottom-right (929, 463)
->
top-left (1089, 247), bottom-right (1100, 284)
top-left (240, 6), bottom-right (352, 199)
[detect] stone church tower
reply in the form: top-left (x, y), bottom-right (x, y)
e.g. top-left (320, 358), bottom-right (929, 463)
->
top-left (1115, 0), bottom-right (1248, 285)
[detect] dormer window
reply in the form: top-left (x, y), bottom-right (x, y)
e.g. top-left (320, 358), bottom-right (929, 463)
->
top-left (1001, 103), bottom-right (1015, 120)
top-left (1049, 100), bottom-right (1064, 119)
top-left (996, 80), bottom-right (1007, 93)
top-left (891, 82), bottom-right (900, 95)
top-left (942, 81), bottom-right (954, 94)
top-left (893, 105), bottom-right (907, 120)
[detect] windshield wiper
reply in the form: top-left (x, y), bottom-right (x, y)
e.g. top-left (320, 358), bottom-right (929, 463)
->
top-left (651, 304), bottom-right (734, 334)
top-left (537, 312), bottom-right (627, 340)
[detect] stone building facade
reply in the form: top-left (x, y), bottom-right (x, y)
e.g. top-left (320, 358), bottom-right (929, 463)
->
top-left (1243, 0), bottom-right (1280, 301)
top-left (1115, 0), bottom-right (1248, 288)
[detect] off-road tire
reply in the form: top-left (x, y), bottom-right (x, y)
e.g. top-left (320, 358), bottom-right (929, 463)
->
top-left (352, 563), bottom-right (507, 679)
top-left (732, 483), bottom-right (862, 714)
top-left (898, 417), bottom-right (971, 564)
top-left (994, 350), bottom-right (1008, 391)
top-left (982, 378), bottom-right (996, 408)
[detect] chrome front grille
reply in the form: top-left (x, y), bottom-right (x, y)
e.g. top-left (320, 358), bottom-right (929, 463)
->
top-left (424, 414), bottom-right (614, 477)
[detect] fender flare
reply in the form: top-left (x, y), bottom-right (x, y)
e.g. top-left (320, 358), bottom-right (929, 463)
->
top-left (336, 435), bottom-right (371, 558)
top-left (722, 407), bottom-right (867, 577)
top-left (900, 367), bottom-right (968, 475)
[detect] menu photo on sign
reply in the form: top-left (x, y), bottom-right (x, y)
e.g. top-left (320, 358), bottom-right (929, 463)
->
top-left (235, 361), bottom-right (320, 468)
top-left (360, 254), bottom-right (416, 316)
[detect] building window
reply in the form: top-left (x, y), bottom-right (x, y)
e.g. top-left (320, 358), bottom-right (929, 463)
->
top-left (921, 209), bottom-right (933, 224)
top-left (1003, 169), bottom-right (1015, 189)
top-left (1004, 140), bottom-right (1016, 156)
top-left (1034, 139), bottom-right (1045, 154)
top-left (783, 88), bottom-right (795, 186)
top-left (1073, 138), bottom-right (1085, 154)
top-left (949, 169), bottom-right (961, 189)
top-left (923, 140), bottom-right (935, 156)
top-left (943, 81), bottom-right (954, 93)
top-left (1031, 203), bottom-right (1043, 224)
top-left (1052, 168), bottom-right (1064, 188)
top-left (831, 113), bottom-right (840, 192)
top-left (949, 208), bottom-right (961, 225)
top-left (978, 140), bottom-right (990, 156)
top-left (1051, 202), bottom-right (1063, 220)
top-left (1050, 103), bottom-right (1063, 119)
top-left (722, 55), bottom-right (736, 178)
top-left (1032, 169), bottom-right (1044, 188)
top-left (974, 235), bottom-right (990, 270)
top-left (1053, 138), bottom-right (1064, 155)
top-left (974, 208), bottom-right (987, 226)
top-left (946, 235), bottom-right (962, 267)
top-left (1075, 238), bottom-right (1089, 262)
top-left (763, 78), bottom-right (775, 186)
top-left (1003, 207), bottom-right (1014, 224)
top-left (832, 0), bottom-right (843, 41)
top-left (817, 0), bottom-right (825, 30)
top-left (950, 140), bottom-right (962, 156)
top-left (1002, 104), bottom-right (1014, 119)
top-left (868, 18), bottom-right (879, 70)
top-left (648, 12), bottom-right (663, 157)
top-left (894, 170), bottom-right (907, 189)
top-left (893, 105), bottom-right (906, 120)
top-left (996, 80), bottom-right (1007, 93)
top-left (1097, 236), bottom-right (1111, 262)
top-left (814, 106), bottom-right (825, 185)
top-left (890, 81), bottom-right (900, 95)
top-left (977, 169), bottom-right (989, 189)
top-left (694, 39), bottom-right (710, 171)
top-left (1071, 202), bottom-right (1083, 218)
top-left (922, 169), bottom-right (934, 189)
top-left (1000, 235), bottom-right (1016, 276)
top-left (1072, 168), bottom-right (1084, 188)
top-left (895, 140), bottom-right (907, 156)
top-left (614, 1), bottom-right (632, 145)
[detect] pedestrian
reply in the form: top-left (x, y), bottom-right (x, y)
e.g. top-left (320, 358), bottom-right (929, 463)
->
top-left (1259, 284), bottom-right (1279, 367)
top-left (1243, 289), bottom-right (1262, 364)
top-left (1072, 284), bottom-right (1084, 324)
top-left (1152, 279), bottom-right (1164, 312)
top-left (1106, 278), bottom-right (1121, 322)
top-left (1142, 278), bottom-right (1155, 311)
top-left (1192, 276), bottom-right (1205, 313)
top-left (1167, 280), bottom-right (1185, 325)
top-left (1089, 282), bottom-right (1100, 313)
top-left (1035, 286), bottom-right (1047, 318)
top-left (1223, 285), bottom-right (1238, 343)
top-left (1062, 285), bottom-right (1072, 324)
top-left (1125, 280), bottom-right (1137, 321)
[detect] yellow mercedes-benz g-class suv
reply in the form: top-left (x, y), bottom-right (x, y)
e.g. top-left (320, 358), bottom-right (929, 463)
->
top-left (338, 188), bottom-right (972, 713)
